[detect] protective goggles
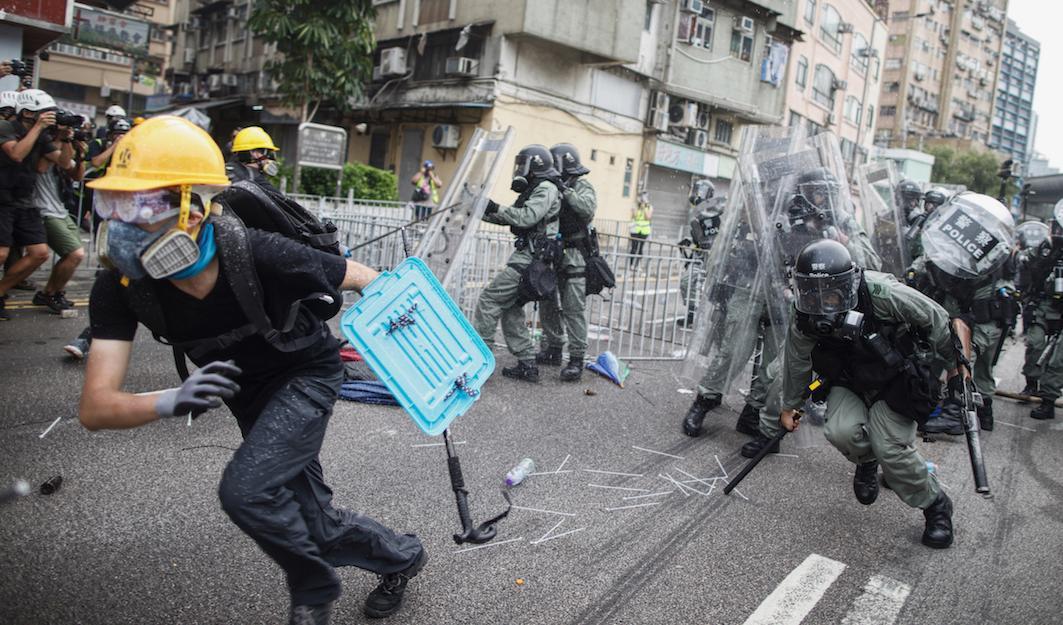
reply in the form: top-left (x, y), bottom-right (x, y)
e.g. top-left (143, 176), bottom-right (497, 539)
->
top-left (94, 189), bottom-right (201, 224)
top-left (793, 268), bottom-right (859, 315)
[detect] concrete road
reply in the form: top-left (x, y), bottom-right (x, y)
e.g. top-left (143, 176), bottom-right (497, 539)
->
top-left (1, 282), bottom-right (1062, 624)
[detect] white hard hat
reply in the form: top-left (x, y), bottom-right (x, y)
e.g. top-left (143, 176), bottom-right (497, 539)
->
top-left (105, 105), bottom-right (126, 118)
top-left (0, 91), bottom-right (18, 110)
top-left (15, 89), bottom-right (56, 114)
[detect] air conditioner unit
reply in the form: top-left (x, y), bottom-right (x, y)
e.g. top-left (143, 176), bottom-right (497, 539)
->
top-left (222, 73), bottom-right (238, 87)
top-left (652, 91), bottom-right (670, 111)
top-left (735, 16), bottom-right (754, 33)
top-left (680, 0), bottom-right (703, 13)
top-left (372, 65), bottom-right (383, 81)
top-left (207, 74), bottom-right (223, 92)
top-left (445, 56), bottom-right (478, 77)
top-left (649, 109), bottom-right (669, 132)
top-left (687, 128), bottom-right (709, 149)
top-left (837, 22), bottom-right (854, 34)
top-left (696, 105), bottom-right (710, 131)
top-left (432, 124), bottom-right (460, 149)
top-left (826, 112), bottom-right (838, 126)
top-left (379, 48), bottom-right (407, 77)
top-left (832, 78), bottom-right (848, 91)
top-left (226, 6), bottom-right (239, 20)
top-left (914, 71), bottom-right (926, 81)
top-left (183, 47), bottom-right (195, 64)
top-left (668, 100), bottom-right (698, 127)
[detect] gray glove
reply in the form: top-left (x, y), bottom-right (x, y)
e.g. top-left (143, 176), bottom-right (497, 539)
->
top-left (155, 360), bottom-right (242, 419)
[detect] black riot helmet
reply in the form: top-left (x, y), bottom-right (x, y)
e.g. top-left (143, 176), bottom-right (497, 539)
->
top-left (792, 239), bottom-right (864, 338)
top-left (511, 144), bottom-right (559, 193)
top-left (549, 143), bottom-right (589, 177)
top-left (923, 187), bottom-right (948, 212)
top-left (897, 179), bottom-right (924, 215)
top-left (796, 167), bottom-right (840, 210)
top-left (689, 179), bottom-right (716, 206)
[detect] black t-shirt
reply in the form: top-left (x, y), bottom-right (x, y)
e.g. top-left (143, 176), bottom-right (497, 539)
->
top-left (84, 138), bottom-right (109, 179)
top-left (0, 120), bottom-right (57, 201)
top-left (89, 228), bottom-right (349, 419)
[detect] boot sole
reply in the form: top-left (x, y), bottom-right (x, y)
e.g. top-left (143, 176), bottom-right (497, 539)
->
top-left (921, 535), bottom-right (953, 549)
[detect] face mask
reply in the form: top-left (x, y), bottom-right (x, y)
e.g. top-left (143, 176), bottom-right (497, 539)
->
top-left (102, 217), bottom-right (209, 280)
top-left (100, 220), bottom-right (165, 280)
top-left (261, 159), bottom-right (279, 177)
top-left (511, 176), bottom-right (529, 193)
top-left (796, 310), bottom-right (864, 339)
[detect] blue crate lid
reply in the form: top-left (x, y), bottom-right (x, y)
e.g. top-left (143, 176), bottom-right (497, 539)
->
top-left (339, 257), bottom-right (494, 436)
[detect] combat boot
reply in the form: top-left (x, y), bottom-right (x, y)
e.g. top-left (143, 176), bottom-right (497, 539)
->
top-left (735, 403), bottom-right (760, 437)
top-left (559, 358), bottom-right (583, 382)
top-left (977, 396), bottom-right (993, 431)
top-left (682, 394), bottom-right (720, 437)
top-left (502, 360), bottom-right (540, 382)
top-left (853, 461), bottom-right (879, 505)
top-left (1020, 376), bottom-right (1039, 398)
top-left (921, 491), bottom-right (954, 549)
top-left (921, 401), bottom-right (965, 435)
top-left (740, 432), bottom-right (779, 458)
top-left (1031, 396), bottom-right (1056, 420)
top-left (535, 347), bottom-right (563, 366)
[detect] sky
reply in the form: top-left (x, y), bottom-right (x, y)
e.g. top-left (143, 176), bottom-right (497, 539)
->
top-left (1006, 0), bottom-right (1061, 168)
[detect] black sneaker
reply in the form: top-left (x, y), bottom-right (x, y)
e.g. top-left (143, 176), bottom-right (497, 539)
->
top-left (55, 291), bottom-right (74, 309)
top-left (64, 336), bottom-right (90, 360)
top-left (289, 601), bottom-right (332, 625)
top-left (535, 347), bottom-right (563, 366)
top-left (33, 291), bottom-right (71, 314)
top-left (502, 360), bottom-right (539, 382)
top-left (364, 549), bottom-right (428, 619)
top-left (0, 295), bottom-right (8, 321)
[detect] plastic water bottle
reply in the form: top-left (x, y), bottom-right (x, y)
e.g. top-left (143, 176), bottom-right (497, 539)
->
top-left (926, 461), bottom-right (937, 476)
top-left (505, 458), bottom-right (536, 487)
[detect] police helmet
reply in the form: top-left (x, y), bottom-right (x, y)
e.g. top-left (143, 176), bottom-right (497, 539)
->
top-left (792, 239), bottom-right (860, 317)
top-left (549, 143), bottom-right (589, 176)
top-left (796, 167), bottom-right (840, 207)
top-left (690, 179), bottom-right (715, 206)
top-left (513, 144), bottom-right (559, 180)
top-left (923, 187), bottom-right (949, 210)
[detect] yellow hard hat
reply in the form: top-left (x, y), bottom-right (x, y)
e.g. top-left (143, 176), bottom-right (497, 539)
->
top-left (132, 116), bottom-right (146, 126)
top-left (88, 115), bottom-right (230, 192)
top-left (231, 126), bottom-right (278, 152)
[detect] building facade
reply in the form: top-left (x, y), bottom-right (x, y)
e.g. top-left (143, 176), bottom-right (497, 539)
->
top-left (988, 18), bottom-right (1038, 170)
top-left (874, 0), bottom-right (1008, 151)
top-left (784, 0), bottom-right (887, 172)
top-left (0, 0), bottom-right (72, 92)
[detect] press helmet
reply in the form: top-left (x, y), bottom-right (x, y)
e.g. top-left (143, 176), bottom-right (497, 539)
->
top-left (15, 89), bottom-right (56, 114)
top-left (549, 143), bottom-right (590, 177)
top-left (0, 91), bottom-right (17, 112)
top-left (105, 105), bottom-right (127, 118)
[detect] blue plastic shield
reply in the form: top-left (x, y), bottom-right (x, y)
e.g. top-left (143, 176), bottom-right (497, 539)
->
top-left (339, 257), bottom-right (495, 435)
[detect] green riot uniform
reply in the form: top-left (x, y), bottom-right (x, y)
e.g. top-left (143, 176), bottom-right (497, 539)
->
top-left (838, 210), bottom-right (883, 272)
top-left (1022, 252), bottom-right (1063, 405)
top-left (539, 177), bottom-right (595, 361)
top-left (781, 271), bottom-right (952, 510)
top-left (474, 181), bottom-right (561, 361)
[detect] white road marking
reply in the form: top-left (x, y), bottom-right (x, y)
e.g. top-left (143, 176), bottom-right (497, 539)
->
top-left (604, 502), bottom-right (661, 512)
top-left (840, 574), bottom-right (912, 625)
top-left (632, 446), bottom-right (685, 460)
top-left (587, 483), bottom-right (651, 493)
top-left (742, 554), bottom-right (847, 625)
top-left (454, 537), bottom-right (524, 554)
top-left (511, 505), bottom-right (577, 517)
top-left (714, 454), bottom-right (729, 478)
top-left (582, 469), bottom-right (645, 477)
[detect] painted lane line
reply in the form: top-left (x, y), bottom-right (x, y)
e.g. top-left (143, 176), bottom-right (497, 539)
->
top-left (742, 553), bottom-right (847, 625)
top-left (410, 441), bottom-right (466, 448)
top-left (511, 505), bottom-right (577, 517)
top-left (587, 483), bottom-right (651, 493)
top-left (582, 469), bottom-right (645, 477)
top-left (995, 420), bottom-right (1037, 432)
top-left (604, 502), bottom-right (661, 512)
top-left (840, 574), bottom-right (912, 625)
top-left (38, 416), bottom-right (63, 439)
top-left (454, 537), bottom-right (524, 554)
top-left (622, 490), bottom-right (674, 500)
top-left (555, 454), bottom-right (572, 473)
top-left (531, 527), bottom-right (586, 545)
top-left (633, 446), bottom-right (685, 460)
top-left (534, 519), bottom-right (565, 544)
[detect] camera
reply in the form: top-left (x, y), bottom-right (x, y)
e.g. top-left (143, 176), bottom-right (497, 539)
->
top-left (72, 128), bottom-right (93, 142)
top-left (8, 59), bottom-right (31, 78)
top-left (54, 109), bottom-right (85, 128)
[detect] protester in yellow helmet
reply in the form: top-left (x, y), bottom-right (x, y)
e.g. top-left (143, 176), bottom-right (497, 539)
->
top-left (132, 116), bottom-right (146, 126)
top-left (227, 125), bottom-right (280, 183)
top-left (78, 115), bottom-right (427, 624)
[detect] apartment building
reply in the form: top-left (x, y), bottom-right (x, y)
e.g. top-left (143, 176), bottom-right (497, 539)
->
top-left (783, 0), bottom-right (887, 171)
top-left (988, 18), bottom-right (1038, 171)
top-left (874, 0), bottom-right (1008, 151)
top-left (37, 0), bottom-right (176, 127)
top-left (0, 1), bottom-right (72, 94)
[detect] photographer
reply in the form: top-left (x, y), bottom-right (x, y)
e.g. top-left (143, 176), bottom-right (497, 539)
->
top-left (409, 160), bottom-right (442, 221)
top-left (95, 104), bottom-right (126, 140)
top-left (0, 89), bottom-right (65, 320)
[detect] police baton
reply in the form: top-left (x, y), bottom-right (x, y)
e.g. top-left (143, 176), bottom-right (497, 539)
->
top-left (724, 379), bottom-right (822, 495)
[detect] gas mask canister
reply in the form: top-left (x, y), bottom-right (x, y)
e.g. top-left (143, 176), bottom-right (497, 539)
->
top-left (95, 187), bottom-right (215, 280)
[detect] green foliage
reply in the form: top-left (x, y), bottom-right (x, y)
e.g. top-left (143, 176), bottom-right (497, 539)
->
top-left (926, 145), bottom-right (1019, 198)
top-left (248, 1), bottom-right (377, 121)
top-left (291, 163), bottom-right (399, 200)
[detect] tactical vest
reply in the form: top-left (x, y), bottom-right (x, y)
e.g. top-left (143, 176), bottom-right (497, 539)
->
top-left (509, 178), bottom-right (560, 240)
top-left (558, 179), bottom-right (592, 240)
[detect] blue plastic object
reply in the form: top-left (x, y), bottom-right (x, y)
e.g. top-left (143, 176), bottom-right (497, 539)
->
top-left (339, 257), bottom-right (494, 435)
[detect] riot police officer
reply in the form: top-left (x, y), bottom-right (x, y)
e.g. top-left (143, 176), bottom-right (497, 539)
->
top-left (1024, 201), bottom-right (1063, 419)
top-left (897, 179), bottom-right (927, 260)
top-left (679, 180), bottom-right (722, 327)
top-left (535, 143), bottom-right (596, 382)
top-left (923, 187), bottom-right (949, 214)
top-left (475, 145), bottom-right (563, 382)
top-left (1015, 219), bottom-right (1052, 397)
top-left (790, 168), bottom-right (881, 271)
top-left (779, 239), bottom-right (956, 549)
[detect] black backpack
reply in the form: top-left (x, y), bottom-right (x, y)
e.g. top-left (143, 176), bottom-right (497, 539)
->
top-left (215, 180), bottom-right (342, 256)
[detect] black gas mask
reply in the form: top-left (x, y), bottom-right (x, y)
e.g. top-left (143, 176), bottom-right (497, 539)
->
top-left (795, 308), bottom-right (864, 340)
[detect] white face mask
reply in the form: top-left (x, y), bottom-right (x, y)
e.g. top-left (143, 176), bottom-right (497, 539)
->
top-left (261, 159), bottom-right (279, 177)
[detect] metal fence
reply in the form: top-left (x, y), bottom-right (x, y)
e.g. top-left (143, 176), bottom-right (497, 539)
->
top-left (320, 199), bottom-right (702, 361)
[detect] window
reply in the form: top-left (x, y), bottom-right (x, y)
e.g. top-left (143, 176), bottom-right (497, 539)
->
top-left (623, 158), bottom-right (634, 197)
top-left (714, 119), bottom-right (734, 144)
top-left (812, 64), bottom-right (836, 108)
top-left (880, 105), bottom-right (897, 117)
top-left (851, 33), bottom-right (868, 74)
top-left (844, 96), bottom-right (862, 125)
top-left (804, 0), bottom-right (816, 25)
top-left (697, 9), bottom-right (715, 49)
top-left (820, 5), bottom-right (842, 54)
top-left (644, 0), bottom-right (654, 31)
top-left (867, 105), bottom-right (874, 128)
top-left (795, 55), bottom-right (808, 90)
top-left (730, 24), bottom-right (754, 62)
top-left (789, 110), bottom-right (803, 127)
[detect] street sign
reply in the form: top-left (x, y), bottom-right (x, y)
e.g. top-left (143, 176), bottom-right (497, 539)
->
top-left (72, 3), bottom-right (151, 56)
top-left (297, 122), bottom-right (348, 170)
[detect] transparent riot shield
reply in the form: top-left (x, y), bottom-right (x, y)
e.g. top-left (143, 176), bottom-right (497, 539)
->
top-left (414, 127), bottom-right (515, 291)
top-left (920, 192), bottom-right (1015, 280)
top-left (856, 160), bottom-right (909, 277)
top-left (679, 125), bottom-right (806, 405)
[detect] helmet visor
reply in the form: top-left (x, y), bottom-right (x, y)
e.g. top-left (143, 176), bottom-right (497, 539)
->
top-left (513, 154), bottom-right (533, 178)
top-left (94, 189), bottom-right (182, 224)
top-left (793, 268), bottom-right (858, 314)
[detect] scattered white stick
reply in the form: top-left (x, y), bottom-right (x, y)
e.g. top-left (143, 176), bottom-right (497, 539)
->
top-left (714, 454), bottom-right (729, 478)
top-left (582, 469), bottom-right (645, 477)
top-left (673, 467), bottom-right (715, 489)
top-left (455, 537), bottom-right (524, 554)
top-left (554, 454), bottom-right (571, 473)
top-left (658, 473), bottom-right (691, 497)
top-left (534, 519), bottom-right (565, 544)
top-left (511, 505), bottom-right (577, 517)
top-left (528, 470), bottom-right (574, 476)
top-left (531, 527), bottom-right (586, 545)
top-left (587, 483), bottom-right (651, 493)
top-left (410, 441), bottom-right (466, 448)
top-left (677, 388), bottom-right (695, 395)
top-left (633, 446), bottom-right (685, 460)
top-left (604, 502), bottom-right (661, 512)
top-left (623, 490), bottom-right (674, 500)
top-left (665, 472), bottom-right (710, 496)
top-left (775, 453), bottom-right (800, 459)
top-left (730, 486), bottom-right (750, 501)
top-left (38, 416), bottom-right (62, 439)
top-left (995, 421), bottom-right (1037, 433)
